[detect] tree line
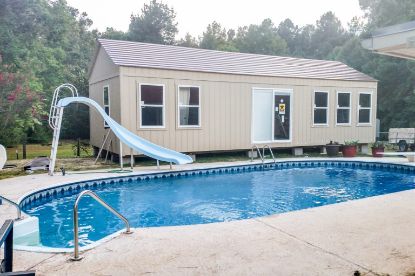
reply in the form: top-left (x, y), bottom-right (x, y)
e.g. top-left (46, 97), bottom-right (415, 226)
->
top-left (0, 0), bottom-right (415, 146)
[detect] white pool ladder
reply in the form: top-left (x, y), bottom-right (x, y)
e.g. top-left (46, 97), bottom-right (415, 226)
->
top-left (251, 144), bottom-right (276, 164)
top-left (48, 84), bottom-right (78, 176)
top-left (262, 145), bottom-right (276, 163)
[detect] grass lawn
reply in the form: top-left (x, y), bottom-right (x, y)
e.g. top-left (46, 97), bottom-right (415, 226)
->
top-left (0, 157), bottom-right (120, 180)
top-left (1, 141), bottom-right (102, 180)
top-left (5, 141), bottom-right (93, 160)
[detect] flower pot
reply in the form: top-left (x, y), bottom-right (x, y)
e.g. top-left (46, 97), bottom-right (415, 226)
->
top-left (342, 145), bottom-right (357, 157)
top-left (326, 144), bottom-right (340, 157)
top-left (371, 147), bottom-right (384, 157)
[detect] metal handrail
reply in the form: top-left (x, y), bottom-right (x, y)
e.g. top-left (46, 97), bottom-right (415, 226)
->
top-left (262, 145), bottom-right (276, 163)
top-left (71, 190), bottom-right (132, 261)
top-left (251, 145), bottom-right (264, 163)
top-left (0, 195), bottom-right (22, 220)
top-left (0, 220), bottom-right (14, 273)
top-left (1, 220), bottom-right (35, 275)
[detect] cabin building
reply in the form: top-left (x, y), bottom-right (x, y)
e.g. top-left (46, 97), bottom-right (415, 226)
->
top-left (88, 39), bottom-right (377, 159)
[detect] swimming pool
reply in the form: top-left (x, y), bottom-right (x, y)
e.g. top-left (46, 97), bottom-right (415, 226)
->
top-left (20, 161), bottom-right (415, 249)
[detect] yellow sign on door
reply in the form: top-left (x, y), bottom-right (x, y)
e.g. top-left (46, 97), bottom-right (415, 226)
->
top-left (279, 103), bottom-right (286, 114)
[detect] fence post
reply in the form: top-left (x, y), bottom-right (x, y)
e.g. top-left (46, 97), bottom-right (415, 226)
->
top-left (22, 143), bottom-right (27, 159)
top-left (77, 138), bottom-right (80, 157)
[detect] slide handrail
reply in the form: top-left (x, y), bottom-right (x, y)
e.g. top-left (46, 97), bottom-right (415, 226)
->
top-left (49, 84), bottom-right (78, 129)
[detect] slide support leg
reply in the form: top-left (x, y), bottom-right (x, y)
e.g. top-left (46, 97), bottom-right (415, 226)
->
top-left (95, 129), bottom-right (111, 164)
top-left (130, 148), bottom-right (134, 170)
top-left (119, 141), bottom-right (123, 171)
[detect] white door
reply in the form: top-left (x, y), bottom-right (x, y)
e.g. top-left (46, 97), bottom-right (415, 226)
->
top-left (252, 89), bottom-right (273, 143)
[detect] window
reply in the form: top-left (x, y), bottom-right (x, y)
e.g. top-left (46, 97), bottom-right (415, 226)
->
top-left (178, 86), bottom-right (200, 127)
top-left (139, 84), bottom-right (164, 127)
top-left (103, 85), bottom-right (110, 127)
top-left (313, 91), bottom-right (328, 125)
top-left (358, 93), bottom-right (372, 124)
top-left (336, 92), bottom-right (351, 125)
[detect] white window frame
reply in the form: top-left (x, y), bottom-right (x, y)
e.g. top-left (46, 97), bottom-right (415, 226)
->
top-left (312, 90), bottom-right (329, 127)
top-left (336, 91), bottom-right (352, 126)
top-left (251, 87), bottom-right (293, 144)
top-left (177, 85), bottom-right (201, 128)
top-left (103, 85), bottom-right (110, 128)
top-left (357, 92), bottom-right (372, 126)
top-left (138, 83), bottom-right (165, 129)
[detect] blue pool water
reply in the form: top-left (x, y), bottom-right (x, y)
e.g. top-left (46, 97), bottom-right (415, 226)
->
top-left (22, 162), bottom-right (415, 248)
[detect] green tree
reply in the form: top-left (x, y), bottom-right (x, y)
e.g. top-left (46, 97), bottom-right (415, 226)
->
top-left (310, 12), bottom-right (348, 59)
top-left (331, 2), bottom-right (415, 131)
top-left (370, 58), bottom-right (415, 129)
top-left (290, 24), bottom-right (315, 58)
top-left (100, 27), bottom-right (128, 40)
top-left (176, 33), bottom-right (199, 48)
top-left (128, 0), bottom-right (178, 45)
top-left (354, 0), bottom-right (415, 130)
top-left (0, 58), bottom-right (45, 146)
top-left (235, 19), bottom-right (288, 56)
top-left (332, 37), bottom-right (373, 72)
top-left (360, 0), bottom-right (415, 30)
top-left (277, 19), bottom-right (299, 55)
top-left (348, 16), bottom-right (365, 36)
top-left (0, 0), bottom-right (97, 142)
top-left (199, 21), bottom-right (238, 51)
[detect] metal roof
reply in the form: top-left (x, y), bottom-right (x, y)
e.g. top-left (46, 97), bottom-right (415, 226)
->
top-left (362, 20), bottom-right (415, 60)
top-left (372, 20), bottom-right (415, 37)
top-left (98, 39), bottom-right (376, 82)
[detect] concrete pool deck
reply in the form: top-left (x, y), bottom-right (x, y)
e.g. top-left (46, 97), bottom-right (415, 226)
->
top-left (1, 157), bottom-right (415, 275)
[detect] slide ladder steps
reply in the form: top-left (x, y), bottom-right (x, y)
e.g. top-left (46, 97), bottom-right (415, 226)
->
top-left (48, 84), bottom-right (78, 175)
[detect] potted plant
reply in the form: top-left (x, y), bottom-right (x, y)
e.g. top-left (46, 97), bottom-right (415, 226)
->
top-left (342, 140), bottom-right (359, 157)
top-left (371, 141), bottom-right (385, 157)
top-left (325, 141), bottom-right (340, 157)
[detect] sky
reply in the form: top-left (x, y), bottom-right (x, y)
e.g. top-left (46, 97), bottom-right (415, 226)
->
top-left (66, 0), bottom-right (364, 38)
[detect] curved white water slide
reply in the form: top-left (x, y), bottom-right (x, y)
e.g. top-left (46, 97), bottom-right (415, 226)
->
top-left (48, 85), bottom-right (193, 175)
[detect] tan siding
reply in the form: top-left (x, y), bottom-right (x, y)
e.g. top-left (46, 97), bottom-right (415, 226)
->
top-left (89, 47), bottom-right (119, 84)
top-left (123, 67), bottom-right (377, 89)
top-left (89, 50), bottom-right (122, 155)
top-left (89, 77), bottom-right (121, 154)
top-left (90, 66), bottom-right (377, 155)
